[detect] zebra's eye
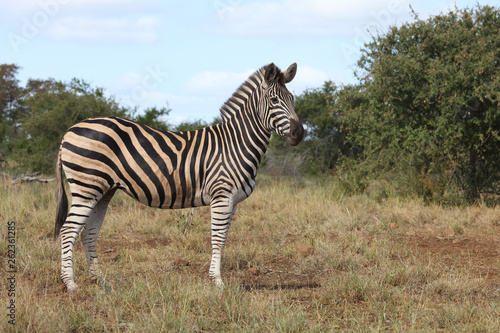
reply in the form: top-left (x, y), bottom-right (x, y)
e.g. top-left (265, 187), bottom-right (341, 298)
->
top-left (270, 97), bottom-right (279, 104)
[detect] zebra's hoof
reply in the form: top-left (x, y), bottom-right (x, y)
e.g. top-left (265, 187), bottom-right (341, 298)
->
top-left (65, 282), bottom-right (78, 292)
top-left (209, 273), bottom-right (223, 287)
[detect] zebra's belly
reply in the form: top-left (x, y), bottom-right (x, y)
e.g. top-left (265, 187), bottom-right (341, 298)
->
top-left (117, 175), bottom-right (207, 210)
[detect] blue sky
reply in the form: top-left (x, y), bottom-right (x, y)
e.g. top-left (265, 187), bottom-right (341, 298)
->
top-left (1, 0), bottom-right (499, 124)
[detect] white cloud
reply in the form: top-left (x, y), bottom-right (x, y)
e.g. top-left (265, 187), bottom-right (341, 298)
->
top-left (285, 0), bottom-right (388, 18)
top-left (0, 0), bottom-right (161, 44)
top-left (42, 16), bottom-right (160, 43)
top-left (0, 0), bottom-right (158, 17)
top-left (213, 0), bottom-right (412, 37)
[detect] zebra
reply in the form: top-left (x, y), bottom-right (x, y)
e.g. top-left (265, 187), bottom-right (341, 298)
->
top-left (54, 62), bottom-right (304, 291)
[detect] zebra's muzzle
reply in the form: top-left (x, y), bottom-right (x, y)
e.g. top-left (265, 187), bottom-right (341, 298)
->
top-left (286, 118), bottom-right (304, 146)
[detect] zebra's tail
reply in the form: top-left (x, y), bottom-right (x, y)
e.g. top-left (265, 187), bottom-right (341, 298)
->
top-left (54, 146), bottom-right (68, 240)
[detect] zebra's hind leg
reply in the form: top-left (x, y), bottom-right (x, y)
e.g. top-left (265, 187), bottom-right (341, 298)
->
top-left (60, 199), bottom-right (98, 292)
top-left (209, 199), bottom-right (237, 287)
top-left (81, 189), bottom-right (116, 284)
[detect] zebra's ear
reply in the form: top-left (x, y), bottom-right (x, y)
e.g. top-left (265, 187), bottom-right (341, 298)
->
top-left (282, 63), bottom-right (297, 84)
top-left (264, 63), bottom-right (278, 84)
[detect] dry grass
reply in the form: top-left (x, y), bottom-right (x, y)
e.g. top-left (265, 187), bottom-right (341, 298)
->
top-left (1, 174), bottom-right (499, 332)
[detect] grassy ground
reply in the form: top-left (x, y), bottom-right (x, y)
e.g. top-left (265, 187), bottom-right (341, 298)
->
top-left (1, 174), bottom-right (499, 332)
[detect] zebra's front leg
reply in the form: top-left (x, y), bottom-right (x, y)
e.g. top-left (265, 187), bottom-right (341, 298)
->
top-left (209, 200), bottom-right (237, 286)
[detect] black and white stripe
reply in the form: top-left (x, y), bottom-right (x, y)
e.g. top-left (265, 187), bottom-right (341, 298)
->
top-left (54, 62), bottom-right (304, 291)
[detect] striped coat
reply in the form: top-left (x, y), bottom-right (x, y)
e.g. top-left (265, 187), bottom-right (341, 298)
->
top-left (54, 62), bottom-right (304, 291)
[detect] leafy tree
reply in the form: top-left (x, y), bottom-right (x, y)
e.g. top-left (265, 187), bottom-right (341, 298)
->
top-left (0, 64), bottom-right (23, 166)
top-left (293, 81), bottom-right (344, 171)
top-left (175, 117), bottom-right (220, 132)
top-left (131, 106), bottom-right (171, 131)
top-left (11, 78), bottom-right (127, 173)
top-left (339, 4), bottom-right (500, 201)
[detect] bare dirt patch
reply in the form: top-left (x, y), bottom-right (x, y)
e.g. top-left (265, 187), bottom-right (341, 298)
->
top-left (406, 229), bottom-right (499, 284)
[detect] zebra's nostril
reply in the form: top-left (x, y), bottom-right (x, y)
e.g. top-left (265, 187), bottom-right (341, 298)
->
top-left (288, 118), bottom-right (304, 146)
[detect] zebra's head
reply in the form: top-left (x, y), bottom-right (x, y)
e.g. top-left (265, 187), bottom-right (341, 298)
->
top-left (260, 63), bottom-right (304, 146)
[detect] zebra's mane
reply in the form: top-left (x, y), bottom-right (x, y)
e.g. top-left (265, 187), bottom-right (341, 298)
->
top-left (219, 65), bottom-right (284, 122)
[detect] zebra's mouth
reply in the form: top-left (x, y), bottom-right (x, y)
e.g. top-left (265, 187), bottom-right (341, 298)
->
top-left (286, 118), bottom-right (304, 146)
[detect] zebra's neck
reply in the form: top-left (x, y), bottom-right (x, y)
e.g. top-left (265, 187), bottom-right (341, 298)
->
top-left (217, 67), bottom-right (272, 176)
top-left (219, 67), bottom-right (266, 124)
